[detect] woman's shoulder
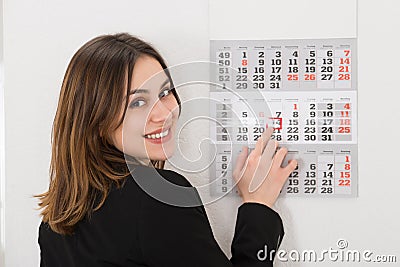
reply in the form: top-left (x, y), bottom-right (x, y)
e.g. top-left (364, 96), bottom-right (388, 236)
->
top-left (128, 165), bottom-right (193, 187)
top-left (126, 165), bottom-right (202, 208)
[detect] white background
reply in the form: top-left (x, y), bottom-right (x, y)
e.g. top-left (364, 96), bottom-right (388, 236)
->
top-left (1, 0), bottom-right (400, 266)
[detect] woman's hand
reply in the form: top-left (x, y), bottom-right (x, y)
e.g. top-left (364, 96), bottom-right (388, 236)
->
top-left (232, 127), bottom-right (298, 208)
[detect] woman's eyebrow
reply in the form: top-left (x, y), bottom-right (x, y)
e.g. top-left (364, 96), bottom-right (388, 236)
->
top-left (129, 88), bottom-right (149, 95)
top-left (127, 78), bottom-right (170, 96)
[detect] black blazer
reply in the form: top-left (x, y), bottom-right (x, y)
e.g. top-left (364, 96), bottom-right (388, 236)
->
top-left (39, 165), bottom-right (284, 266)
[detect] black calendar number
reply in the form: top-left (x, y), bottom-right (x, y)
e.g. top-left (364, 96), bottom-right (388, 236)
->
top-left (253, 83), bottom-right (265, 89)
top-left (271, 59), bottom-right (282, 65)
top-left (287, 127), bottom-right (299, 133)
top-left (218, 60), bottom-right (231, 66)
top-left (305, 58), bottom-right (316, 65)
top-left (238, 67), bottom-right (247, 74)
top-left (271, 134), bottom-right (282, 141)
top-left (322, 179), bottom-right (333, 186)
top-left (270, 82), bottom-right (280, 89)
top-left (236, 75), bottom-right (247, 81)
top-left (305, 178), bottom-right (316, 184)
top-left (321, 74), bottom-right (333, 80)
top-left (271, 67), bottom-right (281, 73)
top-left (321, 119), bottom-right (333, 125)
top-left (306, 119), bottom-right (316, 125)
top-left (321, 66), bottom-right (333, 72)
top-left (253, 127), bottom-right (264, 133)
top-left (218, 52), bottom-right (231, 58)
top-left (321, 127), bottom-right (333, 133)
top-left (236, 83), bottom-right (247, 89)
top-left (238, 127), bottom-right (248, 133)
top-left (254, 67), bottom-right (264, 73)
top-left (270, 75), bottom-right (281, 81)
top-left (322, 111), bottom-right (334, 117)
top-left (304, 187), bottom-right (316, 194)
top-left (287, 187), bottom-right (299, 194)
top-left (304, 135), bottom-right (316, 141)
top-left (287, 135), bottom-right (299, 141)
top-left (219, 68), bottom-right (229, 74)
top-left (304, 127), bottom-right (316, 133)
top-left (321, 187), bottom-right (333, 194)
top-left (219, 75), bottom-right (230, 81)
top-left (321, 135), bottom-right (333, 141)
top-left (305, 66), bottom-right (316, 73)
top-left (236, 135), bottom-right (248, 141)
top-left (252, 75), bottom-right (264, 81)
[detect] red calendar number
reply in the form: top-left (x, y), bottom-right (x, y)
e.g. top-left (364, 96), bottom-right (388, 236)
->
top-left (340, 58), bottom-right (351, 64)
top-left (340, 111), bottom-right (350, 117)
top-left (287, 74), bottom-right (298, 81)
top-left (340, 172), bottom-right (351, 178)
top-left (344, 103), bottom-right (351, 109)
top-left (338, 74), bottom-right (351, 80)
top-left (339, 127), bottom-right (351, 133)
top-left (339, 179), bottom-right (351, 186)
top-left (344, 50), bottom-right (351, 56)
top-left (242, 59), bottom-right (248, 66)
top-left (304, 74), bottom-right (316, 80)
top-left (340, 119), bottom-right (351, 125)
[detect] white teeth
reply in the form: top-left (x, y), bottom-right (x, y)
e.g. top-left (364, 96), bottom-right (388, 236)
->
top-left (145, 129), bottom-right (169, 139)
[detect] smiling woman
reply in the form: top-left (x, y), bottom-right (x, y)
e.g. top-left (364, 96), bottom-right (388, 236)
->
top-left (111, 55), bottom-right (179, 165)
top-left (36, 32), bottom-right (297, 267)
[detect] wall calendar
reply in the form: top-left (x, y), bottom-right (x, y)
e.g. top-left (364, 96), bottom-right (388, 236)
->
top-left (209, 38), bottom-right (357, 197)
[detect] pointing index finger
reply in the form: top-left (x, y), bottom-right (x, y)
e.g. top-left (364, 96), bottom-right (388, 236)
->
top-left (253, 126), bottom-right (274, 155)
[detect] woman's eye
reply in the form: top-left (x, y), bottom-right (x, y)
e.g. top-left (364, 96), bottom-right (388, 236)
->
top-left (159, 88), bottom-right (172, 98)
top-left (130, 99), bottom-right (146, 108)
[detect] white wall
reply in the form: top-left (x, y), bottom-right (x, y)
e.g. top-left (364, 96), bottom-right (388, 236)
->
top-left (2, 0), bottom-right (400, 266)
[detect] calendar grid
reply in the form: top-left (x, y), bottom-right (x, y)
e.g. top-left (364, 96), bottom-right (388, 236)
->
top-left (210, 38), bottom-right (357, 197)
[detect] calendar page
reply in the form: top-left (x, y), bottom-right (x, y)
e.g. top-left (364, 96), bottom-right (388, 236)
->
top-left (209, 38), bottom-right (357, 197)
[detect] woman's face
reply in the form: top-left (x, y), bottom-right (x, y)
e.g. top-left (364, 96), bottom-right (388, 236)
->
top-left (112, 55), bottom-right (179, 164)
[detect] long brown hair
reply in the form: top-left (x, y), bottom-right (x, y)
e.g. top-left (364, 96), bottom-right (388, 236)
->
top-left (35, 33), bottom-right (181, 235)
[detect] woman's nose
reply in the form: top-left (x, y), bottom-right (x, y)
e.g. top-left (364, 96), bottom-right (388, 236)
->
top-left (149, 99), bottom-right (172, 123)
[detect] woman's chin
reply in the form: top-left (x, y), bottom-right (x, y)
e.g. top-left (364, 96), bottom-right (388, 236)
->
top-left (149, 150), bottom-right (174, 162)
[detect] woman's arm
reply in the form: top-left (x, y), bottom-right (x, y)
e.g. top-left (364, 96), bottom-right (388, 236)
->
top-left (136, 127), bottom-right (295, 266)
